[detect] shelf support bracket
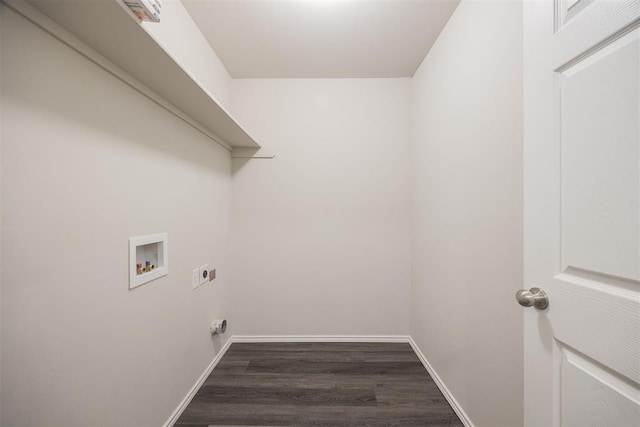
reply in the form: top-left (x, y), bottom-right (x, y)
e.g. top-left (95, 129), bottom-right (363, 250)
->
top-left (231, 148), bottom-right (276, 159)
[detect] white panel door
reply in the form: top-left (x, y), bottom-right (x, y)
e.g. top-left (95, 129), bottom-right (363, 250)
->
top-left (524, 0), bottom-right (640, 426)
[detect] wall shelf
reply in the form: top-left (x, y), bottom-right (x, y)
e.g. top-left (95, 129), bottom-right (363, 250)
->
top-left (14, 0), bottom-right (260, 149)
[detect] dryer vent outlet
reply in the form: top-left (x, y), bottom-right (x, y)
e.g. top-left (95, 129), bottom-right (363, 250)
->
top-left (210, 319), bottom-right (227, 335)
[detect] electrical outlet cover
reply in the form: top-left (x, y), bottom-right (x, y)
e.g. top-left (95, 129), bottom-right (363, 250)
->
top-left (199, 264), bottom-right (209, 285)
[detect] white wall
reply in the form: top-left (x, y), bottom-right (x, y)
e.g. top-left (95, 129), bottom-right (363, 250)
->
top-left (409, 1), bottom-right (524, 426)
top-left (231, 79), bottom-right (412, 336)
top-left (1, 8), bottom-right (232, 426)
top-left (1, 1), bottom-right (526, 425)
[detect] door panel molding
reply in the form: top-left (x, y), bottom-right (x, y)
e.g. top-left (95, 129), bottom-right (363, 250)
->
top-left (558, 343), bottom-right (640, 426)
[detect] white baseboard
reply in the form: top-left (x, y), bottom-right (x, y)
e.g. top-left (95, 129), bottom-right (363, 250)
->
top-left (231, 335), bottom-right (411, 343)
top-left (164, 337), bottom-right (233, 427)
top-left (408, 336), bottom-right (475, 427)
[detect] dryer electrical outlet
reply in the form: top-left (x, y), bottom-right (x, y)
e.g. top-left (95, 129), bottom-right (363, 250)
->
top-left (199, 264), bottom-right (209, 285)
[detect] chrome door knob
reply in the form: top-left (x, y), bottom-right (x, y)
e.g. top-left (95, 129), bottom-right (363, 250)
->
top-left (516, 287), bottom-right (549, 310)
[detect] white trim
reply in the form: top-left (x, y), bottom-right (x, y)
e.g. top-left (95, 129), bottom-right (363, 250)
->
top-left (232, 335), bottom-right (410, 343)
top-left (408, 336), bottom-right (475, 427)
top-left (164, 338), bottom-right (233, 427)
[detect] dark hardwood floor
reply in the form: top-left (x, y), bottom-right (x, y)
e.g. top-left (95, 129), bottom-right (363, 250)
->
top-left (176, 342), bottom-right (463, 426)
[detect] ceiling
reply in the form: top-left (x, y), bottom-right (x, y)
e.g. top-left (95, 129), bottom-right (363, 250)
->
top-left (181, 0), bottom-right (460, 79)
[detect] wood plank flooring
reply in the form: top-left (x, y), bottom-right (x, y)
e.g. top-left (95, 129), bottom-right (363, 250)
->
top-left (176, 342), bottom-right (463, 426)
